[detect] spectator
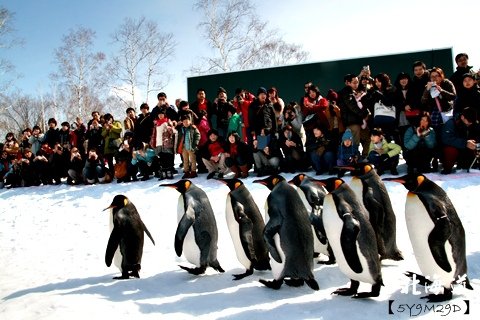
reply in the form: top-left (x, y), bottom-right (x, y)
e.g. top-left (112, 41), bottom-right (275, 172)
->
top-left (28, 126), bottom-right (44, 156)
top-left (403, 113), bottom-right (436, 174)
top-left (249, 87), bottom-right (277, 138)
top-left (19, 128), bottom-right (32, 152)
top-left (305, 125), bottom-right (336, 175)
top-left (3, 132), bottom-right (19, 160)
top-left (101, 113), bottom-right (123, 176)
top-left (87, 111), bottom-right (101, 128)
top-left (195, 110), bottom-right (211, 174)
top-left (85, 119), bottom-right (103, 155)
top-left (410, 61), bottom-right (430, 111)
top-left (337, 128), bottom-right (361, 166)
top-left (124, 107), bottom-right (137, 132)
top-left (132, 142), bottom-right (159, 181)
top-left (59, 122), bottom-right (73, 151)
top-left (224, 132), bottom-right (252, 179)
top-left (226, 104), bottom-right (243, 139)
top-left (18, 148), bottom-right (38, 187)
top-left (450, 53), bottom-right (476, 95)
top-left (70, 117), bottom-right (87, 156)
top-left (201, 129), bottom-right (228, 179)
top-left (43, 118), bottom-right (60, 148)
top-left (302, 84), bottom-right (329, 130)
top-left (212, 87), bottom-right (233, 138)
top-left (115, 132), bottom-right (137, 183)
top-left (325, 89), bottom-right (344, 148)
top-left (151, 92), bottom-right (179, 124)
top-left (252, 129), bottom-right (282, 177)
top-left (453, 73), bottom-right (480, 119)
top-left (176, 114), bottom-right (200, 179)
top-left (134, 103), bottom-right (153, 146)
top-left (83, 148), bottom-right (107, 184)
top-left (282, 102), bottom-right (306, 146)
top-left (232, 88), bottom-right (254, 142)
top-left (0, 150), bottom-right (11, 188)
top-left (177, 100), bottom-right (198, 124)
top-left (33, 145), bottom-right (52, 185)
top-left (150, 109), bottom-right (177, 179)
top-left (67, 146), bottom-right (85, 185)
top-left (393, 72), bottom-right (416, 149)
top-left (190, 88), bottom-right (214, 124)
top-left (268, 87), bottom-right (285, 128)
top-left (49, 142), bottom-right (69, 185)
top-left (441, 107), bottom-right (480, 174)
top-left (367, 128), bottom-right (401, 175)
top-left (280, 125), bottom-right (306, 173)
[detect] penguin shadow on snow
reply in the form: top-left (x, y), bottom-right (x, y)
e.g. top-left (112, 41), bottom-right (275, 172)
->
top-left (2, 274), bottom-right (114, 300)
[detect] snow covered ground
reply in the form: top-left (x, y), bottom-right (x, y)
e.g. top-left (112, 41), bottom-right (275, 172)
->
top-left (1, 162), bottom-right (479, 319)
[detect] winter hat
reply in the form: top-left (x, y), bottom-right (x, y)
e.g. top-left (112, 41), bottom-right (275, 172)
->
top-left (326, 89), bottom-right (338, 102)
top-left (257, 87), bottom-right (267, 96)
top-left (342, 129), bottom-right (353, 142)
top-left (217, 87), bottom-right (227, 95)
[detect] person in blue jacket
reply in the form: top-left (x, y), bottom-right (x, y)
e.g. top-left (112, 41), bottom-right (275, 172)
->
top-left (403, 113), bottom-right (436, 174)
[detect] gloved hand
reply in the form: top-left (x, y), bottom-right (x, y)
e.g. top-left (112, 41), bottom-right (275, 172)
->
top-left (380, 153), bottom-right (389, 162)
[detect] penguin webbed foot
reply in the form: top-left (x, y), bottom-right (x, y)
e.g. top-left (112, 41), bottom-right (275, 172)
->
top-left (305, 278), bottom-right (320, 291)
top-left (317, 257), bottom-right (336, 265)
top-left (113, 273), bottom-right (130, 280)
top-left (332, 280), bottom-right (359, 296)
top-left (179, 265), bottom-right (207, 275)
top-left (259, 278), bottom-right (283, 290)
top-left (353, 282), bottom-right (381, 298)
top-left (404, 271), bottom-right (433, 286)
top-left (284, 278), bottom-right (304, 287)
top-left (232, 268), bottom-right (253, 280)
top-left (420, 288), bottom-right (453, 302)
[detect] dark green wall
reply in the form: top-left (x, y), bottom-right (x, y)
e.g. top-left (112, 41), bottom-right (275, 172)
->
top-left (187, 48), bottom-right (453, 104)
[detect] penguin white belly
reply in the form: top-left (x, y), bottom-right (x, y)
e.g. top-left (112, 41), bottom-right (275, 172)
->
top-left (109, 210), bottom-right (122, 272)
top-left (225, 195), bottom-right (251, 269)
top-left (323, 195), bottom-right (375, 284)
top-left (296, 189), bottom-right (328, 255)
top-left (178, 196), bottom-right (201, 267)
top-left (349, 177), bottom-right (369, 220)
top-left (264, 201), bottom-right (285, 280)
top-left (405, 194), bottom-right (456, 288)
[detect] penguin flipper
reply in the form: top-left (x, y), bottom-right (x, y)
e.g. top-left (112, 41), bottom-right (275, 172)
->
top-left (174, 214), bottom-right (194, 257)
top-left (142, 222), bottom-right (155, 245)
top-left (105, 228), bottom-right (121, 267)
top-left (428, 216), bottom-right (452, 273)
top-left (233, 202), bottom-right (256, 261)
top-left (264, 220), bottom-right (282, 263)
top-left (340, 213), bottom-right (363, 274)
top-left (311, 213), bottom-right (327, 245)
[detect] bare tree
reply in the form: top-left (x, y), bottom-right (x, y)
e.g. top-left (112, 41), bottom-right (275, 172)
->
top-left (0, 7), bottom-right (23, 91)
top-left (51, 27), bottom-right (107, 120)
top-left (109, 16), bottom-right (176, 109)
top-left (191, 0), bottom-right (308, 75)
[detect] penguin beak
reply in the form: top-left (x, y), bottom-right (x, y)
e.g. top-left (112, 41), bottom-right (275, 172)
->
top-left (382, 177), bottom-right (406, 184)
top-left (252, 179), bottom-right (267, 186)
top-left (216, 178), bottom-right (228, 185)
top-left (159, 182), bottom-right (178, 189)
top-left (336, 165), bottom-right (355, 171)
top-left (103, 205), bottom-right (115, 211)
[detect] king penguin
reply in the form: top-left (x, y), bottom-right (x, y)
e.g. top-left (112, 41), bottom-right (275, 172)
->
top-left (103, 194), bottom-right (155, 279)
top-left (253, 174), bottom-right (319, 290)
top-left (289, 173), bottom-right (335, 264)
top-left (344, 162), bottom-right (403, 261)
top-left (218, 178), bottom-right (271, 280)
top-left (319, 177), bottom-right (383, 298)
top-left (160, 179), bottom-right (224, 275)
top-left (384, 174), bottom-right (473, 302)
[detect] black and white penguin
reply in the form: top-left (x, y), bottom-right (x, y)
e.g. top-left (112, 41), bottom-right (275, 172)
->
top-left (103, 194), bottom-right (155, 279)
top-left (319, 177), bottom-right (383, 298)
top-left (218, 178), bottom-right (270, 280)
top-left (253, 174), bottom-right (319, 290)
top-left (160, 179), bottom-right (224, 275)
top-left (384, 174), bottom-right (473, 302)
top-left (343, 163), bottom-right (403, 261)
top-left (288, 173), bottom-right (335, 264)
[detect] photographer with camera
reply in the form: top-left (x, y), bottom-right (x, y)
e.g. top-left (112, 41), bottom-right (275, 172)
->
top-left (67, 147), bottom-right (85, 185)
top-left (441, 107), bottom-right (480, 174)
top-left (403, 112), bottom-right (437, 174)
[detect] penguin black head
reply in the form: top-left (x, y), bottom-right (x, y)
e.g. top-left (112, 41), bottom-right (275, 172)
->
top-left (383, 173), bottom-right (427, 192)
top-left (288, 173), bottom-right (307, 186)
top-left (104, 194), bottom-right (129, 211)
top-left (217, 178), bottom-right (243, 191)
top-left (159, 179), bottom-right (193, 193)
top-left (316, 177), bottom-right (345, 193)
top-left (253, 174), bottom-right (285, 190)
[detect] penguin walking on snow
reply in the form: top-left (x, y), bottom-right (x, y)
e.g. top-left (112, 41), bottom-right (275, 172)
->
top-left (319, 177), bottom-right (383, 298)
top-left (254, 175), bottom-right (319, 290)
top-left (103, 195), bottom-right (155, 279)
top-left (160, 179), bottom-right (224, 275)
top-left (343, 163), bottom-right (403, 261)
top-left (384, 174), bottom-right (473, 302)
top-left (289, 173), bottom-right (335, 264)
top-left (218, 178), bottom-right (271, 280)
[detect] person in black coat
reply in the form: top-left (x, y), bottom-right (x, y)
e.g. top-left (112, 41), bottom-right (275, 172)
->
top-left (134, 103), bottom-right (154, 146)
top-left (43, 118), bottom-right (61, 149)
top-left (224, 132), bottom-right (253, 178)
top-left (280, 125), bottom-right (306, 173)
top-left (49, 143), bottom-right (69, 184)
top-left (453, 73), bottom-right (480, 119)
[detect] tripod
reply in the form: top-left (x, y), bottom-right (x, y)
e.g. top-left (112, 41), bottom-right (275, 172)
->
top-left (467, 150), bottom-right (480, 172)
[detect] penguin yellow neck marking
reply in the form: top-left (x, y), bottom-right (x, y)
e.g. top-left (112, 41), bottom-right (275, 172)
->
top-left (123, 199), bottom-right (128, 206)
top-left (234, 182), bottom-right (242, 189)
top-left (417, 175), bottom-right (425, 186)
top-left (334, 179), bottom-right (343, 190)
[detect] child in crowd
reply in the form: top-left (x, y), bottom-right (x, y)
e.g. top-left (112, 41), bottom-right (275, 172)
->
top-left (150, 109), bottom-right (177, 179)
top-left (176, 114), bottom-right (200, 178)
top-left (201, 129), bottom-right (228, 179)
top-left (132, 142), bottom-right (160, 181)
top-left (337, 128), bottom-right (361, 166)
top-left (305, 125), bottom-right (336, 175)
top-left (367, 128), bottom-right (402, 175)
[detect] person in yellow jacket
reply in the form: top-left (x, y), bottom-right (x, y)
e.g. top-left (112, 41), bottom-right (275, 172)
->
top-left (101, 113), bottom-right (123, 176)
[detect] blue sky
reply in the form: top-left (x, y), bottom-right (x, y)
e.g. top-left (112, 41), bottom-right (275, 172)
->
top-left (2, 0), bottom-right (479, 104)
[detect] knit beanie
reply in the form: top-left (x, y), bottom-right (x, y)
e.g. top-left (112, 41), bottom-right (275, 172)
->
top-left (342, 128), bottom-right (353, 142)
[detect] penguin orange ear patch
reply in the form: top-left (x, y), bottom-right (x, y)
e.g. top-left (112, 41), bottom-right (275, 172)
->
top-left (334, 179), bottom-right (343, 190)
top-left (185, 180), bottom-right (191, 190)
top-left (364, 165), bottom-right (372, 173)
top-left (234, 182), bottom-right (241, 189)
top-left (298, 174), bottom-right (305, 182)
top-left (123, 199), bottom-right (128, 206)
top-left (272, 177), bottom-right (279, 186)
top-left (417, 175), bottom-right (425, 186)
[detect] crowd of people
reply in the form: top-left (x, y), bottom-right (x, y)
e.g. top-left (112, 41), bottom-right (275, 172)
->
top-left (1, 53), bottom-right (480, 189)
